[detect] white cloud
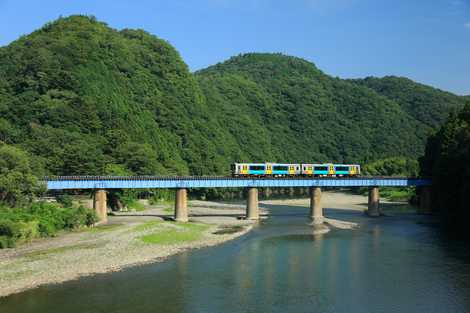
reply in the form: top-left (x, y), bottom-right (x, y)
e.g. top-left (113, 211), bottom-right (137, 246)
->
top-left (465, 22), bottom-right (470, 28)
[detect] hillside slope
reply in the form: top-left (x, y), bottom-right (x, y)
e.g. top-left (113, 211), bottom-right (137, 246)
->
top-left (350, 76), bottom-right (465, 129)
top-left (196, 54), bottom-right (443, 163)
top-left (0, 16), bottom-right (462, 176)
top-left (0, 16), bottom-right (240, 175)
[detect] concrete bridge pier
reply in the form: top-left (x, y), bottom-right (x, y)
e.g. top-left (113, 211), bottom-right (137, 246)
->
top-left (309, 187), bottom-right (324, 224)
top-left (175, 188), bottom-right (188, 222)
top-left (93, 189), bottom-right (108, 223)
top-left (367, 186), bottom-right (381, 217)
top-left (246, 187), bottom-right (259, 220)
top-left (418, 186), bottom-right (432, 214)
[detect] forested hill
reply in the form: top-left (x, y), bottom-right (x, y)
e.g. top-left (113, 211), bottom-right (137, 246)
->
top-left (0, 15), bottom-right (239, 176)
top-left (0, 16), bottom-right (464, 176)
top-left (350, 76), bottom-right (464, 129)
top-left (196, 54), bottom-right (463, 163)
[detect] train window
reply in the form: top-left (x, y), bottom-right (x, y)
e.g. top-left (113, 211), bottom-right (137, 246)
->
top-left (314, 166), bottom-right (328, 171)
top-left (273, 166), bottom-right (288, 171)
top-left (249, 165), bottom-right (265, 171)
top-left (335, 166), bottom-right (349, 171)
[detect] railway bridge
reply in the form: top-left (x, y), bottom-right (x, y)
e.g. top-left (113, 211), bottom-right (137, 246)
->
top-left (45, 176), bottom-right (432, 224)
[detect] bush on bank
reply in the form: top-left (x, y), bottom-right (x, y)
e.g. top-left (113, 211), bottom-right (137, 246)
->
top-left (0, 201), bottom-right (97, 248)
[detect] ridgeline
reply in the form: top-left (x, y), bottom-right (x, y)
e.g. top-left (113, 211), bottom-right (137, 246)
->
top-left (0, 15), bottom-right (467, 178)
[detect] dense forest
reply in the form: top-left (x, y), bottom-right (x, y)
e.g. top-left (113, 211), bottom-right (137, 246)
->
top-left (420, 102), bottom-right (470, 235)
top-left (0, 16), bottom-right (466, 181)
top-left (0, 15), bottom-right (468, 246)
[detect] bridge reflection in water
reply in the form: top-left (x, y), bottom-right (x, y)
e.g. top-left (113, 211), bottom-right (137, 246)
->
top-left (44, 176), bottom-right (432, 224)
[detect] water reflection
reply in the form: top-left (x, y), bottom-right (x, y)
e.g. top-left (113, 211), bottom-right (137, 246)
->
top-left (1, 205), bottom-right (470, 313)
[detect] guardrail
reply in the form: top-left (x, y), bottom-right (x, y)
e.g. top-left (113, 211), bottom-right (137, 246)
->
top-left (44, 176), bottom-right (432, 190)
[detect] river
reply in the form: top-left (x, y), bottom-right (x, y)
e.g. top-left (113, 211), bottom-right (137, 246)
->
top-left (1, 202), bottom-right (470, 313)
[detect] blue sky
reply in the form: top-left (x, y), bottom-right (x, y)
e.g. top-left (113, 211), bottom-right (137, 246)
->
top-left (0, 0), bottom-right (469, 95)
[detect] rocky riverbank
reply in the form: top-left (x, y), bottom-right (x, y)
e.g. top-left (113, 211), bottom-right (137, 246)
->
top-left (0, 202), bottom-right (260, 297)
top-left (0, 192), bottom-right (364, 298)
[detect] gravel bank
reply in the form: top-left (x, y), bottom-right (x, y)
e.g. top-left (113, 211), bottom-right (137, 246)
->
top-left (0, 192), bottom-right (362, 297)
top-left (0, 204), bottom-right (256, 298)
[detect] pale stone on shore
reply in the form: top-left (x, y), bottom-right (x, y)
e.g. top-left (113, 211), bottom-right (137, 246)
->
top-left (0, 192), bottom-right (363, 298)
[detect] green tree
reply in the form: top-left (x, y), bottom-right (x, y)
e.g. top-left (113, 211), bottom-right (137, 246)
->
top-left (420, 102), bottom-right (470, 233)
top-left (0, 144), bottom-right (43, 206)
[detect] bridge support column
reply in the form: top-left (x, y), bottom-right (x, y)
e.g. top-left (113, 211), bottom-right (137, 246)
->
top-left (93, 189), bottom-right (108, 224)
top-left (246, 187), bottom-right (259, 220)
top-left (418, 186), bottom-right (432, 214)
top-left (310, 187), bottom-right (324, 224)
top-left (175, 188), bottom-right (188, 222)
top-left (367, 186), bottom-right (381, 217)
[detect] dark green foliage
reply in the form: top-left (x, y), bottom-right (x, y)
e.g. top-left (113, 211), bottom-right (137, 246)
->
top-left (0, 15), bottom-right (226, 176)
top-left (420, 102), bottom-right (470, 233)
top-left (56, 194), bottom-right (73, 208)
top-left (196, 54), bottom-right (460, 164)
top-left (0, 201), bottom-right (97, 248)
top-left (350, 76), bottom-right (465, 129)
top-left (0, 16), bottom-right (461, 179)
top-left (0, 144), bottom-right (43, 206)
top-left (363, 157), bottom-right (419, 177)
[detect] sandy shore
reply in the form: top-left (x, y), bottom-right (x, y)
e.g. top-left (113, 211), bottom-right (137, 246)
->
top-left (0, 192), bottom-right (363, 298)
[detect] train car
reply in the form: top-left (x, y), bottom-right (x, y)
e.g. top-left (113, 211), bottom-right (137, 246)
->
top-left (232, 163), bottom-right (301, 177)
top-left (267, 163), bottom-right (301, 176)
top-left (231, 163), bottom-right (266, 176)
top-left (347, 164), bottom-right (361, 176)
top-left (232, 163), bottom-right (360, 177)
top-left (301, 164), bottom-right (332, 176)
top-left (302, 164), bottom-right (361, 177)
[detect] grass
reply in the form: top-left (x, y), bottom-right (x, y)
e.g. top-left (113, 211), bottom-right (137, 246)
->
top-left (380, 189), bottom-right (413, 202)
top-left (139, 222), bottom-right (210, 245)
top-left (127, 201), bottom-right (146, 212)
top-left (132, 221), bottom-right (163, 232)
top-left (24, 242), bottom-right (103, 260)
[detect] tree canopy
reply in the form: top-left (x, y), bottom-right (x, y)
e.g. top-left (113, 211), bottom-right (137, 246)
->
top-left (420, 101), bottom-right (470, 232)
top-left (0, 16), bottom-right (466, 179)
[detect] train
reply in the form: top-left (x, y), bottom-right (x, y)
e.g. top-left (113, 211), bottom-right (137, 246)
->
top-left (231, 163), bottom-right (361, 177)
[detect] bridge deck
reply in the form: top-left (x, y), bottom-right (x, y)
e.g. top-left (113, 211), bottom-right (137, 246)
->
top-left (45, 176), bottom-right (431, 190)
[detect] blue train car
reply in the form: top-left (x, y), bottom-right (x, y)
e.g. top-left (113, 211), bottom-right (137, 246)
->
top-left (232, 163), bottom-right (360, 177)
top-left (268, 163), bottom-right (301, 176)
top-left (302, 163), bottom-right (361, 177)
top-left (232, 163), bottom-right (266, 176)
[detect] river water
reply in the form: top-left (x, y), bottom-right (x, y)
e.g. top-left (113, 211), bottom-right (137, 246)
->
top-left (1, 203), bottom-right (470, 313)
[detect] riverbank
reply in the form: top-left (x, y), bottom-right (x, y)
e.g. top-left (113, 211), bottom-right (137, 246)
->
top-left (0, 192), bottom-right (363, 298)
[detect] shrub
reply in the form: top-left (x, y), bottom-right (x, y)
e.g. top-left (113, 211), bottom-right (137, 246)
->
top-left (0, 220), bottom-right (20, 238)
top-left (0, 235), bottom-right (15, 248)
top-left (56, 194), bottom-right (74, 208)
top-left (0, 202), bottom-right (98, 248)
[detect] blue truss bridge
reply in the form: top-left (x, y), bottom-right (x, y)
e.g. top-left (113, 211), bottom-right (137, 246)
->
top-left (45, 176), bottom-right (431, 190)
top-left (44, 176), bottom-right (432, 224)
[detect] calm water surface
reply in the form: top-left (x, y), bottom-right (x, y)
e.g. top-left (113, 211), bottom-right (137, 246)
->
top-left (2, 203), bottom-right (470, 313)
